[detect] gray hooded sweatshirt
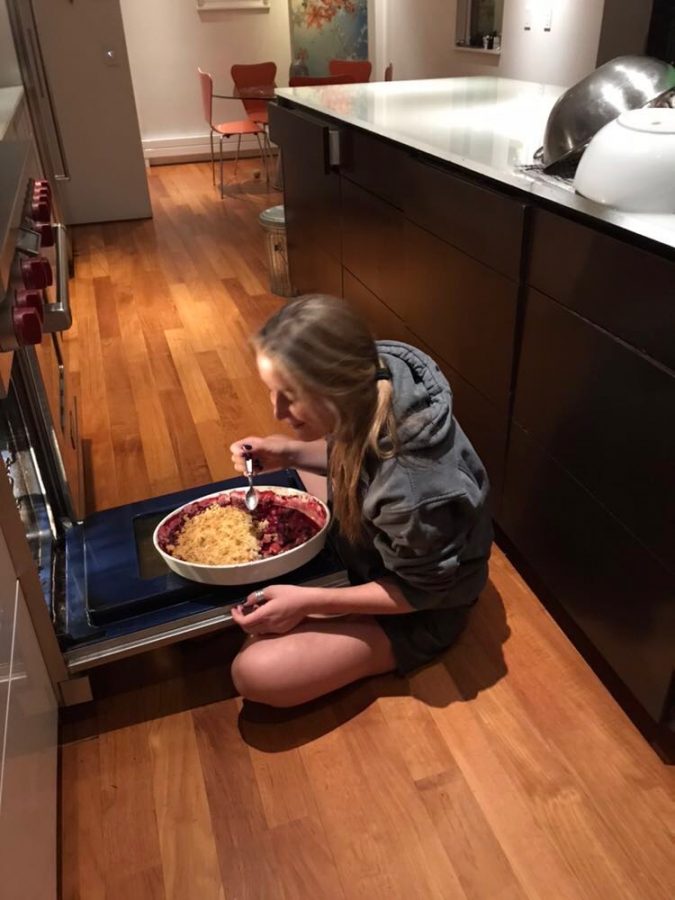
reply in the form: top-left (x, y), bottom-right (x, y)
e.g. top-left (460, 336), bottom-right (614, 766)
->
top-left (334, 341), bottom-right (493, 628)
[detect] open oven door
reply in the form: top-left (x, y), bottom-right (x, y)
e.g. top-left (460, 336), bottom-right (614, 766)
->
top-left (60, 468), bottom-right (346, 675)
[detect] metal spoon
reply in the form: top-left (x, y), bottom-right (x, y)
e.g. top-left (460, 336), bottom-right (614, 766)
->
top-left (243, 454), bottom-right (258, 512)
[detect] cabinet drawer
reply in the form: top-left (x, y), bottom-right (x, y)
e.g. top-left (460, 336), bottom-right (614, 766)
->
top-left (514, 289), bottom-right (675, 571)
top-left (442, 365), bottom-right (507, 511)
top-left (343, 268), bottom-right (417, 346)
top-left (528, 209), bottom-right (675, 370)
top-left (342, 178), bottom-right (406, 310)
top-left (341, 128), bottom-right (409, 208)
top-left (270, 103), bottom-right (341, 265)
top-left (289, 243), bottom-right (343, 298)
top-left (343, 270), bottom-right (506, 508)
top-left (502, 424), bottom-right (675, 723)
top-left (400, 221), bottom-right (518, 411)
top-left (403, 158), bottom-right (525, 279)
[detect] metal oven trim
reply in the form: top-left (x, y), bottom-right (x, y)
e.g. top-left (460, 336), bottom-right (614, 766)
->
top-left (64, 570), bottom-right (349, 673)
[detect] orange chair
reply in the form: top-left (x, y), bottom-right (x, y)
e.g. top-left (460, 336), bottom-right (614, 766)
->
top-left (230, 61), bottom-right (277, 127)
top-left (198, 68), bottom-right (265, 197)
top-left (289, 74), bottom-right (356, 87)
top-left (328, 59), bottom-right (372, 83)
top-left (384, 62), bottom-right (394, 82)
top-left (231, 62), bottom-right (277, 182)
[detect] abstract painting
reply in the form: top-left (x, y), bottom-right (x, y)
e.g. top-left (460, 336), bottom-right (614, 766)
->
top-left (288, 1), bottom-right (369, 76)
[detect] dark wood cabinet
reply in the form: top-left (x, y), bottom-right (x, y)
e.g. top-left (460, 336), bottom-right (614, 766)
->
top-left (343, 268), bottom-right (416, 346)
top-left (403, 158), bottom-right (526, 280)
top-left (502, 423), bottom-right (675, 723)
top-left (504, 218), bottom-right (675, 730)
top-left (514, 289), bottom-right (675, 571)
top-left (528, 209), bottom-right (675, 370)
top-left (341, 178), bottom-right (406, 310)
top-left (401, 221), bottom-right (518, 412)
top-left (341, 128), bottom-right (409, 208)
top-left (269, 103), bottom-right (342, 296)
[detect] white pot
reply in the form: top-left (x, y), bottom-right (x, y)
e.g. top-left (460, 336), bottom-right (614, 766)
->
top-left (574, 108), bottom-right (675, 213)
top-left (153, 486), bottom-right (330, 586)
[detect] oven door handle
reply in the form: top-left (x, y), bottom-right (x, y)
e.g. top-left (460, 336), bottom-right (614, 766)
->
top-left (43, 224), bottom-right (72, 334)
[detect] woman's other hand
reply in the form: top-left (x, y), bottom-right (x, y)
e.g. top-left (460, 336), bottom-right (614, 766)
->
top-left (229, 435), bottom-right (294, 475)
top-left (231, 584), bottom-right (310, 635)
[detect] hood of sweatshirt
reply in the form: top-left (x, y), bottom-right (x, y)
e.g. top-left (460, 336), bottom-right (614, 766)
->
top-left (377, 340), bottom-right (452, 452)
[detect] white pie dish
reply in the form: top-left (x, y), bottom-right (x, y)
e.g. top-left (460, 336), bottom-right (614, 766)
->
top-left (574, 108), bottom-right (675, 213)
top-left (153, 485), bottom-right (330, 586)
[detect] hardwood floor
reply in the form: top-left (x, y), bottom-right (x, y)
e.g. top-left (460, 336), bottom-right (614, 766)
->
top-left (59, 160), bottom-right (675, 900)
top-left (65, 159), bottom-right (288, 513)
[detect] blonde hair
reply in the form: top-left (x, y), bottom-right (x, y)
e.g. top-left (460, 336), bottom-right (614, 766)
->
top-left (254, 295), bottom-right (397, 543)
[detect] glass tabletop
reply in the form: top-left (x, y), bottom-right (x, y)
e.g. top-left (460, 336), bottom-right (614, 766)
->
top-left (213, 84), bottom-right (277, 101)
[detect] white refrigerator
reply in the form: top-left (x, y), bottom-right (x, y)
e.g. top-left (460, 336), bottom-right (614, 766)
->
top-left (6, 0), bottom-right (151, 225)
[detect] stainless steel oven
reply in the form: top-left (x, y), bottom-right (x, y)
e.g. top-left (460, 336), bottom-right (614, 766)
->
top-left (0, 142), bottom-right (346, 702)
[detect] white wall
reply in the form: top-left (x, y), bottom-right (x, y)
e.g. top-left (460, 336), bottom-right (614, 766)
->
top-left (0, 1), bottom-right (21, 86)
top-left (373, 0), bottom-right (457, 81)
top-left (378, 0), bottom-right (607, 89)
top-left (119, 0), bottom-right (291, 161)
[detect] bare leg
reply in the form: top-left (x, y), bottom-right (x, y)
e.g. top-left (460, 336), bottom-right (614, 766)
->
top-left (231, 616), bottom-right (396, 708)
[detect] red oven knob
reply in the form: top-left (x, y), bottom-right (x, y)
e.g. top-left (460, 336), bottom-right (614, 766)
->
top-left (12, 307), bottom-right (43, 346)
top-left (34, 179), bottom-right (51, 197)
top-left (34, 222), bottom-right (55, 247)
top-left (21, 256), bottom-right (53, 290)
top-left (15, 288), bottom-right (45, 322)
top-left (31, 196), bottom-right (51, 222)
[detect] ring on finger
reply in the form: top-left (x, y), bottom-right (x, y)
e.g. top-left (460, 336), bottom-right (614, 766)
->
top-left (253, 588), bottom-right (265, 604)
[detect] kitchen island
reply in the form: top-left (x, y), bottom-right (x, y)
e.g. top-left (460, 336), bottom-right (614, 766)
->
top-left (269, 77), bottom-right (674, 757)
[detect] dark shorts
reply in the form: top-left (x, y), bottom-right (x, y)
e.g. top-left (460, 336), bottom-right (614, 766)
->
top-left (376, 602), bottom-right (475, 676)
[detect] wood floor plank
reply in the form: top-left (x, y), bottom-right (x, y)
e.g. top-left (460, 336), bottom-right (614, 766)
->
top-left (192, 702), bottom-right (283, 900)
top-left (169, 280), bottom-right (225, 355)
top-left (295, 697), bottom-right (468, 899)
top-left (415, 767), bottom-right (527, 900)
top-left (415, 660), bottom-right (587, 900)
top-left (149, 713), bottom-right (225, 900)
top-left (72, 277), bottom-right (118, 510)
top-left (164, 327), bottom-right (221, 425)
top-left (159, 386), bottom-right (213, 489)
top-left (95, 279), bottom-right (154, 504)
top-left (247, 736), bottom-right (318, 831)
top-left (377, 691), bottom-right (455, 783)
top-left (484, 553), bottom-right (675, 899)
top-left (103, 866), bottom-right (166, 900)
top-left (116, 288), bottom-right (180, 493)
top-left (60, 739), bottom-right (107, 900)
top-left (96, 723), bottom-right (167, 898)
top-left (267, 816), bottom-right (347, 900)
top-left (450, 637), bottom-right (639, 900)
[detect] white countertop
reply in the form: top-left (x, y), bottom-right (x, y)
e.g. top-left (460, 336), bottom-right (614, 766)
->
top-left (276, 77), bottom-right (675, 254)
top-left (0, 86), bottom-right (24, 141)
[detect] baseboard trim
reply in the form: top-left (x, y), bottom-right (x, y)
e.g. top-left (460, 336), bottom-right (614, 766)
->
top-left (142, 133), bottom-right (274, 166)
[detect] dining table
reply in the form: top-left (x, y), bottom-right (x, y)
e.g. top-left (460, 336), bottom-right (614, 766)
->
top-left (212, 84), bottom-right (278, 101)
